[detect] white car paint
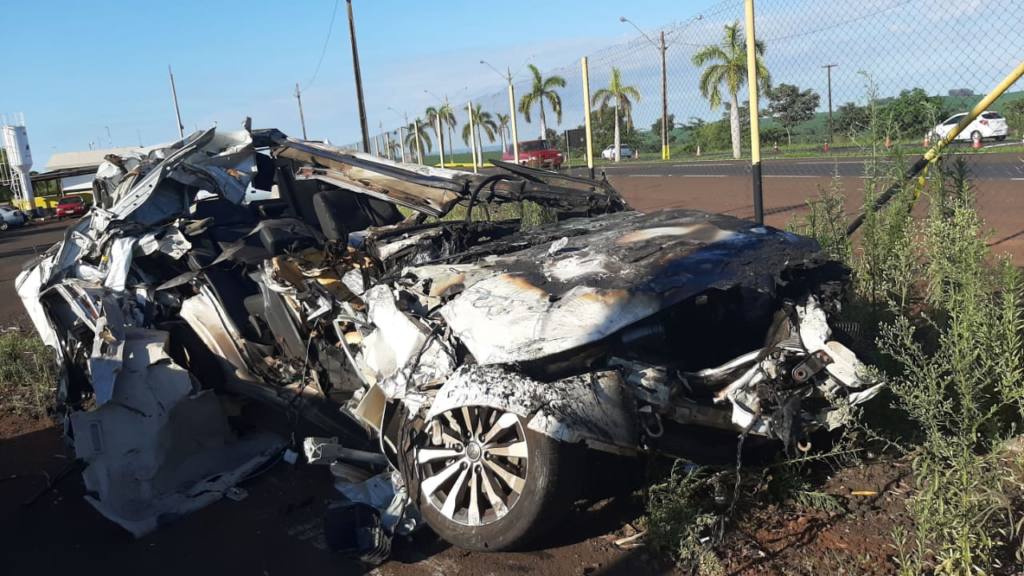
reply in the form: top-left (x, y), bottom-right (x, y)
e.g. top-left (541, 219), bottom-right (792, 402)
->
top-left (601, 145), bottom-right (635, 160)
top-left (930, 111), bottom-right (1009, 142)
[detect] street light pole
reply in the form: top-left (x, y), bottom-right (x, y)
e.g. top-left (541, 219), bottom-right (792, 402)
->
top-left (168, 65), bottom-right (185, 139)
top-left (295, 82), bottom-right (308, 139)
top-left (346, 0), bottom-right (370, 153)
top-left (481, 60), bottom-right (521, 164)
top-left (823, 63), bottom-right (838, 145)
top-left (620, 17), bottom-right (669, 160)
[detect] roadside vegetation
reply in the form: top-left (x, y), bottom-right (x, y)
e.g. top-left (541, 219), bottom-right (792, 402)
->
top-left (0, 330), bottom-right (55, 419)
top-left (644, 90), bottom-right (1024, 575)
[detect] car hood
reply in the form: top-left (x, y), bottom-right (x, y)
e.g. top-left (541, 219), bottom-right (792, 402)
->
top-left (402, 209), bottom-right (826, 364)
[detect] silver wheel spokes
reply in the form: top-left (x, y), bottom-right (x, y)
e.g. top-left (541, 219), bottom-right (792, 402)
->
top-left (417, 406), bottom-right (528, 526)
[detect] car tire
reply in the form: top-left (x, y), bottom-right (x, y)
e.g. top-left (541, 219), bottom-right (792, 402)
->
top-left (408, 406), bottom-right (580, 551)
top-left (971, 130), bottom-right (982, 142)
top-left (996, 135), bottom-right (1007, 141)
top-left (0, 222), bottom-right (7, 231)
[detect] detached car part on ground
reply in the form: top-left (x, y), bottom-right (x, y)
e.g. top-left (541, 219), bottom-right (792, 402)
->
top-left (17, 125), bottom-right (881, 551)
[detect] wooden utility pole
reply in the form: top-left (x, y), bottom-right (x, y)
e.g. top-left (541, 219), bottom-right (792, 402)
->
top-left (295, 83), bottom-right (308, 140)
top-left (346, 0), bottom-right (370, 152)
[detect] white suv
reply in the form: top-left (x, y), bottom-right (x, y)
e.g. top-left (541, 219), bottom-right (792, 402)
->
top-left (930, 111), bottom-right (1009, 143)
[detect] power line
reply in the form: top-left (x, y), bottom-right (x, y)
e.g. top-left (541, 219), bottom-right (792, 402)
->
top-left (304, 0), bottom-right (340, 90)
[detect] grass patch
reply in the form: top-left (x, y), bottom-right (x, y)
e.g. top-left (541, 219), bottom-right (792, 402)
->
top-left (0, 330), bottom-right (56, 418)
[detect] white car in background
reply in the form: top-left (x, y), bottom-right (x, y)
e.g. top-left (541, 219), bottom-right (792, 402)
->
top-left (929, 111), bottom-right (1008, 143)
top-left (601, 145), bottom-right (635, 160)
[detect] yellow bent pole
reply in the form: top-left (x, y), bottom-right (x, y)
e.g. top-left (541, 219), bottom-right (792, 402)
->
top-left (847, 59), bottom-right (1024, 236)
top-left (744, 0), bottom-right (764, 224)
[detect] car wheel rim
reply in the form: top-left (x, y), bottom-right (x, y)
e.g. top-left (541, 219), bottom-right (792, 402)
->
top-left (417, 406), bottom-right (528, 527)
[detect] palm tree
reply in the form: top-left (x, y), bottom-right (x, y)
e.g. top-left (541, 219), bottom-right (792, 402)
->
top-left (438, 102), bottom-right (457, 159)
top-left (462, 104), bottom-right (498, 165)
top-left (496, 113), bottom-right (510, 153)
top-left (591, 67), bottom-right (642, 162)
top-left (425, 106), bottom-right (445, 162)
top-left (692, 21), bottom-right (770, 159)
top-left (404, 118), bottom-right (432, 164)
top-left (518, 64), bottom-right (565, 139)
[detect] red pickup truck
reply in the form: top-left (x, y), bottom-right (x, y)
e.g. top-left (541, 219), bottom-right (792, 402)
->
top-left (502, 139), bottom-right (563, 169)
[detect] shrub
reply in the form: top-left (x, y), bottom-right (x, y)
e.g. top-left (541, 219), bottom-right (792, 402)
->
top-left (0, 330), bottom-right (56, 418)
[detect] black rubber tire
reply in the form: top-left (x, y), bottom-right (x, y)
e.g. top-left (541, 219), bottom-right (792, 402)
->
top-left (996, 135), bottom-right (1007, 141)
top-left (410, 415), bottom-right (580, 552)
top-left (0, 221), bottom-right (7, 231)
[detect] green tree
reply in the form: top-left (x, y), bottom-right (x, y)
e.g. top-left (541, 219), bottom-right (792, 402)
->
top-left (591, 67), bottom-right (642, 162)
top-left (650, 113), bottom-right (676, 140)
top-left (692, 21), bottom-right (770, 159)
top-left (461, 103), bottom-right (498, 163)
top-left (767, 83), bottom-right (819, 145)
top-left (438, 102), bottom-right (457, 159)
top-left (1006, 99), bottom-right (1024, 136)
top-left (834, 102), bottom-right (870, 136)
top-left (518, 64), bottom-right (566, 139)
top-left (881, 88), bottom-right (946, 138)
top-left (495, 112), bottom-right (511, 153)
top-left (404, 118), bottom-right (432, 163)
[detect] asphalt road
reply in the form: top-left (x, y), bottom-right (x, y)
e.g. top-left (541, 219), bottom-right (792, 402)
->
top-left (0, 219), bottom-right (70, 326)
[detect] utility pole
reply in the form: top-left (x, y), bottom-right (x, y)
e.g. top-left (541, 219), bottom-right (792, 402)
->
top-left (168, 65), bottom-right (184, 139)
top-left (621, 17), bottom-right (669, 160)
top-left (346, 0), bottom-right (370, 153)
top-left (295, 82), bottom-right (308, 139)
top-left (823, 64), bottom-right (837, 145)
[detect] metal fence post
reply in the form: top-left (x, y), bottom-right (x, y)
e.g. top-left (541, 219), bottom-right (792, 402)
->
top-left (436, 115), bottom-right (445, 168)
top-left (468, 101), bottom-right (478, 174)
top-left (744, 0), bottom-right (764, 225)
top-left (414, 118), bottom-right (424, 164)
top-left (581, 56), bottom-right (595, 179)
top-left (507, 69), bottom-right (520, 164)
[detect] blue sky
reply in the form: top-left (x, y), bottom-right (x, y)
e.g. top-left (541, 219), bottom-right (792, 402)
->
top-left (3, 0), bottom-right (1017, 166)
top-left (0, 0), bottom-right (720, 166)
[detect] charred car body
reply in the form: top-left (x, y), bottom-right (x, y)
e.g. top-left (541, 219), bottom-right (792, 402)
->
top-left (18, 126), bottom-right (880, 549)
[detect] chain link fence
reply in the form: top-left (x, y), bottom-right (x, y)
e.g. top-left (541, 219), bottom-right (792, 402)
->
top-left (352, 0), bottom-right (1024, 221)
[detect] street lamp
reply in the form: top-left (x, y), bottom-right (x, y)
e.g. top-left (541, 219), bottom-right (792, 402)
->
top-left (481, 60), bottom-right (520, 164)
top-left (620, 16), bottom-right (670, 160)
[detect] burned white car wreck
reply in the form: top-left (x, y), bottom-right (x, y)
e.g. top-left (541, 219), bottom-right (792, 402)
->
top-left (17, 126), bottom-right (880, 551)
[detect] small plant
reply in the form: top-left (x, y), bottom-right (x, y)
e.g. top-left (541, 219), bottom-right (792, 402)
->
top-left (0, 330), bottom-right (56, 418)
top-left (876, 160), bottom-right (1024, 574)
top-left (645, 462), bottom-right (726, 576)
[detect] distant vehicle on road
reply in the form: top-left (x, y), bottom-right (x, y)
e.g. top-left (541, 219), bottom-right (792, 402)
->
top-left (601, 145), bottom-right (636, 160)
top-left (0, 206), bottom-right (27, 230)
top-left (55, 196), bottom-right (88, 219)
top-left (503, 139), bottom-right (563, 169)
top-left (929, 111), bottom-right (1008, 143)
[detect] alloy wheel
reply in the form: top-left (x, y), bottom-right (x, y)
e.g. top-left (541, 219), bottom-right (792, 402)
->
top-left (416, 406), bottom-right (529, 527)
